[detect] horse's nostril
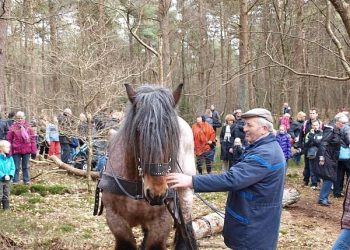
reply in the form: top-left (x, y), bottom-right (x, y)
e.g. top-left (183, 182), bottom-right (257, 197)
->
top-left (146, 189), bottom-right (168, 206)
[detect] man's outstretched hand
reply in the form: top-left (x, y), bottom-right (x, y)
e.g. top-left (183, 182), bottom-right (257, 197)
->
top-left (166, 173), bottom-right (193, 189)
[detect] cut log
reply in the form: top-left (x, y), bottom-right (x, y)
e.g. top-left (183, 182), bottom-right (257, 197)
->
top-left (282, 186), bottom-right (301, 207)
top-left (192, 212), bottom-right (224, 239)
top-left (192, 187), bottom-right (300, 239)
top-left (49, 155), bottom-right (100, 180)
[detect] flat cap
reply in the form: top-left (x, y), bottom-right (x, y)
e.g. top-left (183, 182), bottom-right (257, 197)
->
top-left (241, 108), bottom-right (273, 123)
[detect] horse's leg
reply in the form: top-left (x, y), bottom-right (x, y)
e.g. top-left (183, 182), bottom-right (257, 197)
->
top-left (105, 208), bottom-right (137, 250)
top-left (103, 193), bottom-right (137, 250)
top-left (174, 188), bottom-right (198, 250)
top-left (140, 212), bottom-right (172, 250)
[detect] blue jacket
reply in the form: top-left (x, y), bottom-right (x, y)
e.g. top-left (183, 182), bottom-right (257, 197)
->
top-left (46, 123), bottom-right (60, 142)
top-left (0, 154), bottom-right (15, 180)
top-left (193, 133), bottom-right (286, 250)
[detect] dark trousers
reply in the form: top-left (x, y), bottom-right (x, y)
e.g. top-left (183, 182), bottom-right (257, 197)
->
top-left (39, 142), bottom-right (49, 158)
top-left (303, 157), bottom-right (311, 185)
top-left (0, 181), bottom-right (10, 209)
top-left (61, 143), bottom-right (71, 164)
top-left (12, 154), bottom-right (30, 183)
top-left (196, 151), bottom-right (213, 174)
top-left (334, 160), bottom-right (350, 196)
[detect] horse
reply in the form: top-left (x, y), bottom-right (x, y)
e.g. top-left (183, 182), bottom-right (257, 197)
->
top-left (99, 84), bottom-right (198, 250)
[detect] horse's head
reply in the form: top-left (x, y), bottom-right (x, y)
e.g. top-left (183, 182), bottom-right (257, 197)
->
top-left (123, 84), bottom-right (183, 205)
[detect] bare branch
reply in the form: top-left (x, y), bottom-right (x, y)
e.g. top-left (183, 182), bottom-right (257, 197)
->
top-left (264, 50), bottom-right (350, 81)
top-left (126, 11), bottom-right (159, 58)
top-left (325, 0), bottom-right (350, 77)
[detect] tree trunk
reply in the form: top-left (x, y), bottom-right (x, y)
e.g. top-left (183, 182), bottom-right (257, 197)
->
top-left (49, 155), bottom-right (100, 180)
top-left (329, 0), bottom-right (350, 40)
top-left (49, 0), bottom-right (59, 96)
top-left (0, 0), bottom-right (11, 113)
top-left (158, 0), bottom-right (171, 85)
top-left (293, 0), bottom-right (305, 114)
top-left (239, 0), bottom-right (249, 110)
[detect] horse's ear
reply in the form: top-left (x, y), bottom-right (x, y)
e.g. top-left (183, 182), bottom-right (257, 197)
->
top-left (125, 84), bottom-right (136, 103)
top-left (172, 84), bottom-right (183, 106)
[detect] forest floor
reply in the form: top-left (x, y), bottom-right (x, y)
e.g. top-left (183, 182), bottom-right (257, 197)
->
top-left (0, 158), bottom-right (344, 249)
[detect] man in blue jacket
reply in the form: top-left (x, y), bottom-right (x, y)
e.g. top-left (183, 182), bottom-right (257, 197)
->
top-left (167, 108), bottom-right (286, 250)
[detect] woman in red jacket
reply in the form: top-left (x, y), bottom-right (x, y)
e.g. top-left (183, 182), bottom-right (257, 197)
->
top-left (192, 115), bottom-right (216, 174)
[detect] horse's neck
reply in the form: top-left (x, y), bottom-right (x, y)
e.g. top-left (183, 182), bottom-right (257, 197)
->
top-left (106, 134), bottom-right (139, 180)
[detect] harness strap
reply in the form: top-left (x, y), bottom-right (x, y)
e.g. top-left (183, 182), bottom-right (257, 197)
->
top-left (99, 174), bottom-right (143, 199)
top-left (93, 179), bottom-right (104, 216)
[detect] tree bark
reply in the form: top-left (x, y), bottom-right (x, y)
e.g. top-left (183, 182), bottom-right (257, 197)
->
top-left (0, 0), bottom-right (11, 113)
top-left (49, 155), bottom-right (100, 180)
top-left (239, 0), bottom-right (249, 110)
top-left (49, 0), bottom-right (59, 96)
top-left (158, 0), bottom-right (171, 85)
top-left (293, 0), bottom-right (305, 114)
top-left (329, 0), bottom-right (350, 39)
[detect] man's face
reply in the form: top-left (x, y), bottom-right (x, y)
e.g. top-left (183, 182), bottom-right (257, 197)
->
top-left (196, 117), bottom-right (202, 124)
top-left (243, 117), bottom-right (267, 144)
top-left (309, 110), bottom-right (318, 120)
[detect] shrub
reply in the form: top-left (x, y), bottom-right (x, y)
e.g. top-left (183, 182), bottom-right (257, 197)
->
top-left (30, 184), bottom-right (49, 196)
top-left (47, 185), bottom-right (68, 195)
top-left (11, 184), bottom-right (30, 195)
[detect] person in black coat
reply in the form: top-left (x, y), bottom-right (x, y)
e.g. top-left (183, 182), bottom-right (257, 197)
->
top-left (296, 108), bottom-right (323, 186)
top-left (317, 113), bottom-right (346, 206)
top-left (233, 109), bottom-right (247, 146)
top-left (288, 111), bottom-right (306, 165)
top-left (334, 121), bottom-right (350, 197)
top-left (220, 114), bottom-right (235, 171)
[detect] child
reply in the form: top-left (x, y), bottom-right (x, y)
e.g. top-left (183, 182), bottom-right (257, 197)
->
top-left (0, 140), bottom-right (15, 210)
top-left (229, 137), bottom-right (244, 167)
top-left (279, 113), bottom-right (291, 131)
top-left (276, 125), bottom-right (292, 164)
top-left (45, 115), bottom-right (61, 158)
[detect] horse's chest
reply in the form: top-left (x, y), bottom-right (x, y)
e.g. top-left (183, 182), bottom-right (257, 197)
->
top-left (104, 192), bottom-right (169, 225)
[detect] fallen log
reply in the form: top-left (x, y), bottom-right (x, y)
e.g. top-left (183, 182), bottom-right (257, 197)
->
top-left (191, 187), bottom-right (300, 239)
top-left (49, 155), bottom-right (100, 180)
top-left (282, 186), bottom-right (301, 207)
top-left (192, 212), bottom-right (224, 239)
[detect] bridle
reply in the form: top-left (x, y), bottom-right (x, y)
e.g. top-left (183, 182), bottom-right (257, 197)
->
top-left (137, 158), bottom-right (172, 177)
top-left (105, 157), bottom-right (173, 201)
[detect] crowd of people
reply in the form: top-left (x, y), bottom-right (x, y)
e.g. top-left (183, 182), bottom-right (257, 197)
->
top-left (0, 108), bottom-right (123, 209)
top-left (187, 103), bottom-right (350, 249)
top-left (0, 102), bottom-right (350, 249)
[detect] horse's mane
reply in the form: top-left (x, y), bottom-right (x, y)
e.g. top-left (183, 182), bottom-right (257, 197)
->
top-left (112, 85), bottom-right (180, 171)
